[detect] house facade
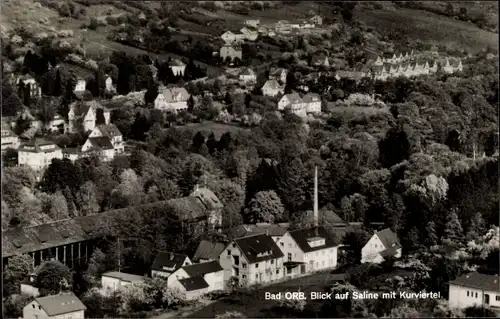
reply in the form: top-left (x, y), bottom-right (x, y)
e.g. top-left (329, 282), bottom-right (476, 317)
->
top-left (278, 93), bottom-right (307, 117)
top-left (219, 234), bottom-right (285, 286)
top-left (67, 101), bottom-right (111, 133)
top-left (16, 75), bottom-right (42, 100)
top-left (442, 58), bottom-right (463, 74)
top-left (240, 27), bottom-right (259, 41)
top-left (220, 45), bottom-right (243, 61)
top-left (269, 68), bottom-right (288, 84)
top-left (74, 79), bottom-right (87, 93)
top-left (154, 87), bottom-right (190, 112)
top-left (221, 31), bottom-right (245, 44)
top-left (262, 79), bottom-right (284, 97)
top-left (88, 124), bottom-right (124, 155)
top-left (1, 123), bottom-right (20, 152)
top-left (18, 139), bottom-right (63, 171)
top-left (239, 68), bottom-right (257, 83)
top-left (81, 136), bottom-right (115, 162)
top-left (23, 292), bottom-right (86, 319)
top-left (169, 59), bottom-right (186, 76)
top-left (361, 228), bottom-right (402, 264)
top-left (278, 226), bottom-right (338, 278)
top-left (101, 272), bottom-right (145, 292)
top-left (151, 252), bottom-right (192, 278)
top-left (302, 93), bottom-right (322, 113)
top-left (448, 272), bottom-right (500, 310)
top-left (167, 261), bottom-right (225, 300)
top-left (309, 15), bottom-right (323, 25)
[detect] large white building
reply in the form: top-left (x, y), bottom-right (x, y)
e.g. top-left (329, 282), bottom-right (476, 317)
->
top-left (449, 272), bottom-right (500, 310)
top-left (219, 233), bottom-right (285, 286)
top-left (18, 139), bottom-right (63, 171)
top-left (23, 292), bottom-right (86, 319)
top-left (361, 228), bottom-right (402, 264)
top-left (169, 59), bottom-right (187, 77)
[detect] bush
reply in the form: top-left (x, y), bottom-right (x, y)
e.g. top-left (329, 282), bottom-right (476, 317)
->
top-left (88, 18), bottom-right (98, 30)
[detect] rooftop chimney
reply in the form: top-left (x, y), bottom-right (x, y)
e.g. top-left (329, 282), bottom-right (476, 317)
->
top-left (314, 166), bottom-right (318, 235)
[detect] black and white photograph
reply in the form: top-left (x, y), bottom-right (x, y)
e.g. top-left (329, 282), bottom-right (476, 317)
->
top-left (1, 0), bottom-right (499, 318)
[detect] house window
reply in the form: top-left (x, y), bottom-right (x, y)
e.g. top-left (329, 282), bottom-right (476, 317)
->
top-left (280, 242), bottom-right (284, 247)
top-left (33, 305), bottom-right (35, 309)
top-left (475, 292), bottom-right (478, 298)
top-left (287, 268), bottom-right (292, 274)
top-left (242, 275), bottom-right (246, 279)
top-left (496, 296), bottom-right (500, 301)
top-left (242, 263), bottom-right (246, 268)
top-left (288, 243), bottom-right (292, 248)
top-left (276, 269), bottom-right (279, 274)
top-left (271, 260), bottom-right (274, 264)
top-left (374, 244), bottom-right (377, 248)
top-left (255, 274), bottom-right (258, 279)
top-left (255, 263), bottom-right (259, 268)
top-left (287, 253), bottom-right (292, 261)
top-left (232, 243), bottom-right (236, 248)
top-left (227, 250), bottom-right (231, 255)
top-left (467, 291), bottom-right (469, 297)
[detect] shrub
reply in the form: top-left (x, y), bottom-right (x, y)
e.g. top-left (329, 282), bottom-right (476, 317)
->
top-left (88, 18), bottom-right (98, 30)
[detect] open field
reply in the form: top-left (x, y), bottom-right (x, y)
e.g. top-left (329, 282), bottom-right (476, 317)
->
top-left (188, 271), bottom-right (336, 318)
top-left (354, 7), bottom-right (498, 53)
top-left (183, 121), bottom-right (249, 139)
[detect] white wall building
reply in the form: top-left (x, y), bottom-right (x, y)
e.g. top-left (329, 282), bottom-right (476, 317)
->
top-left (18, 139), bottom-right (63, 171)
top-left (167, 261), bottom-right (225, 300)
top-left (361, 228), bottom-right (402, 264)
top-left (23, 292), bottom-right (86, 319)
top-left (1, 123), bottom-right (20, 152)
top-left (169, 59), bottom-right (187, 76)
top-left (67, 101), bottom-right (110, 133)
top-left (88, 124), bottom-right (124, 155)
top-left (154, 87), bottom-right (190, 112)
top-left (449, 272), bottom-right (500, 310)
top-left (302, 93), bottom-right (322, 113)
top-left (262, 79), bottom-right (284, 97)
top-left (101, 272), bottom-right (145, 293)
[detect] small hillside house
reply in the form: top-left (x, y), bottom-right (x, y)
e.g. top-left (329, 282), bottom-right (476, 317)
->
top-left (309, 15), bottom-right (323, 25)
top-left (74, 79), bottom-right (87, 94)
top-left (192, 240), bottom-right (227, 263)
top-left (18, 139), bottom-right (63, 171)
top-left (220, 45), bottom-right (243, 62)
top-left (268, 68), bottom-right (288, 84)
top-left (244, 20), bottom-right (260, 28)
top-left (442, 58), bottom-right (463, 74)
top-left (221, 31), bottom-right (245, 44)
top-left (67, 101), bottom-right (111, 133)
top-left (219, 234), bottom-right (285, 286)
top-left (262, 79), bottom-right (284, 97)
top-left (361, 228), bottom-right (402, 264)
top-left (311, 54), bottom-right (329, 67)
top-left (101, 272), bottom-right (145, 292)
top-left (167, 261), bottom-right (225, 300)
top-left (16, 74), bottom-right (42, 100)
top-left (20, 274), bottom-right (40, 297)
top-left (240, 27), bottom-right (259, 41)
top-left (302, 93), bottom-right (322, 113)
top-left (23, 292), bottom-right (86, 319)
top-left (228, 223), bottom-right (289, 243)
top-left (154, 87), bottom-right (190, 112)
top-left (1, 122), bottom-right (20, 152)
top-left (169, 59), bottom-right (186, 76)
top-left (239, 68), bottom-right (257, 83)
top-left (81, 136), bottom-right (115, 162)
top-left (448, 272), bottom-right (500, 310)
top-left (151, 252), bottom-right (192, 278)
top-left (278, 93), bottom-right (307, 117)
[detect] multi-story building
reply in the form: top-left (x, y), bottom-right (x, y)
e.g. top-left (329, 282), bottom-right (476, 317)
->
top-left (262, 79), bottom-right (284, 97)
top-left (16, 74), bottom-right (42, 100)
top-left (80, 136), bottom-right (115, 162)
top-left (18, 139), bottom-right (63, 171)
top-left (220, 45), bottom-right (243, 62)
top-left (219, 234), bottom-right (285, 286)
top-left (239, 68), bottom-right (257, 83)
top-left (88, 124), bottom-right (124, 155)
top-left (151, 252), bottom-right (192, 278)
top-left (449, 272), bottom-right (500, 310)
top-left (302, 93), bottom-right (322, 113)
top-left (278, 93), bottom-right (307, 117)
top-left (220, 31), bottom-right (245, 44)
top-left (268, 68), bottom-right (288, 84)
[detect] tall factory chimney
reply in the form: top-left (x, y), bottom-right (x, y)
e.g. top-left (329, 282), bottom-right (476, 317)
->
top-left (314, 166), bottom-right (319, 234)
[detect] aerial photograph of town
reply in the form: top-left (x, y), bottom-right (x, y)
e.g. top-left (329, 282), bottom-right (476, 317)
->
top-left (1, 0), bottom-right (499, 318)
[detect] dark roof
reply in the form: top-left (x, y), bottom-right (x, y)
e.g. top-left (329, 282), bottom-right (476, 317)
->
top-left (380, 246), bottom-right (400, 258)
top-left (166, 196), bottom-right (207, 220)
top-left (192, 240), bottom-right (226, 261)
top-left (35, 292), bottom-right (86, 316)
top-left (87, 137), bottom-right (114, 150)
top-left (302, 93), bottom-right (321, 103)
top-left (235, 234), bottom-right (284, 264)
top-left (311, 54), bottom-right (328, 64)
top-left (97, 124), bottom-right (121, 138)
top-left (178, 276), bottom-right (209, 291)
top-left (376, 228), bottom-right (401, 249)
top-left (102, 271), bottom-right (144, 282)
top-left (152, 252), bottom-right (189, 272)
top-left (18, 139), bottom-right (60, 153)
top-left (190, 187), bottom-right (223, 210)
top-left (170, 59), bottom-right (186, 67)
top-left (288, 226), bottom-right (338, 253)
top-left (182, 260), bottom-right (223, 277)
top-left (449, 272), bottom-right (500, 292)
